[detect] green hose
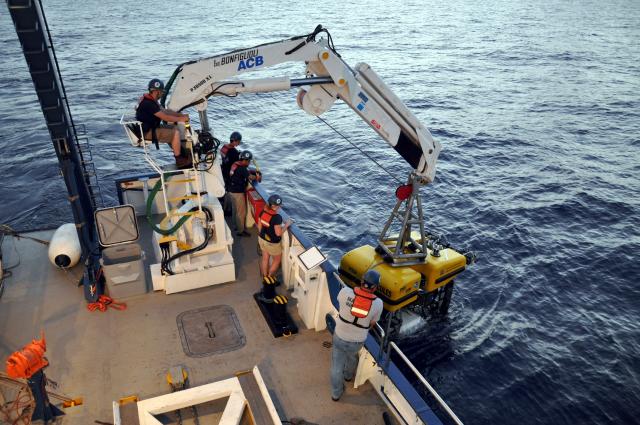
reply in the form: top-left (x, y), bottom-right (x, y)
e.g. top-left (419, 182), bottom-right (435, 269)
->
top-left (146, 176), bottom-right (191, 235)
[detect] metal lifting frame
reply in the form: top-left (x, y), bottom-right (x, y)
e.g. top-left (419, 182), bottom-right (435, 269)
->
top-left (377, 173), bottom-right (428, 266)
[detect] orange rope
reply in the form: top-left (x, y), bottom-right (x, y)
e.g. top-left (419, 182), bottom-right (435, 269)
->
top-left (87, 295), bottom-right (127, 312)
top-left (0, 386), bottom-right (35, 425)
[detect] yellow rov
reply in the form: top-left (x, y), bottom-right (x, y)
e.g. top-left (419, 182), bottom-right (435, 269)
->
top-left (339, 175), bottom-right (475, 326)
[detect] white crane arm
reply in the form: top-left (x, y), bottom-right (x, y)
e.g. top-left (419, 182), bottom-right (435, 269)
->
top-left (163, 26), bottom-right (440, 182)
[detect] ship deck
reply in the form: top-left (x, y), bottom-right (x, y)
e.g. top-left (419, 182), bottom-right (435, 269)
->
top-left (0, 224), bottom-right (393, 424)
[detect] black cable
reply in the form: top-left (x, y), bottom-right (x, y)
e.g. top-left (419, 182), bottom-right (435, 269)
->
top-left (162, 207), bottom-right (214, 273)
top-left (193, 135), bottom-right (221, 171)
top-left (161, 243), bottom-right (173, 275)
top-left (210, 82), bottom-right (244, 98)
top-left (315, 116), bottom-right (403, 184)
top-left (194, 153), bottom-right (215, 171)
top-left (318, 28), bottom-right (340, 58)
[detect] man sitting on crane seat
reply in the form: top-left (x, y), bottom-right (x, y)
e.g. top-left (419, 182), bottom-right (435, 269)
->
top-left (135, 78), bottom-right (191, 169)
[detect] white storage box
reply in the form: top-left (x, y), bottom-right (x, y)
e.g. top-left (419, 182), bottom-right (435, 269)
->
top-left (95, 205), bottom-right (147, 299)
top-left (101, 243), bottom-right (146, 299)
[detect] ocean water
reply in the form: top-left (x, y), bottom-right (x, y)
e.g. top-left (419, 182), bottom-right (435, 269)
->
top-left (1, 0), bottom-right (639, 423)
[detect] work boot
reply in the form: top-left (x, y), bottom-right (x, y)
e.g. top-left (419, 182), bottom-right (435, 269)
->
top-left (174, 154), bottom-right (192, 169)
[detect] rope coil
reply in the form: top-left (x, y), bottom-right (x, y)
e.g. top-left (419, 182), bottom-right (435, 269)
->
top-left (87, 295), bottom-right (127, 312)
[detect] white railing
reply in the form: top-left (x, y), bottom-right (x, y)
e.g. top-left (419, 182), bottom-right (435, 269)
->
top-left (119, 113), bottom-right (151, 148)
top-left (388, 341), bottom-right (464, 425)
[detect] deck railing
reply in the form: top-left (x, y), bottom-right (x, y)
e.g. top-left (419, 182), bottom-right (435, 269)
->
top-left (387, 341), bottom-right (464, 425)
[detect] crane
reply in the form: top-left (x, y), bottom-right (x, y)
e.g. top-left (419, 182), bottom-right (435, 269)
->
top-left (162, 25), bottom-right (443, 265)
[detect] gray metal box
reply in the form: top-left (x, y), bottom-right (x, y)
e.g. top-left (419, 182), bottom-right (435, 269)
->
top-left (101, 243), bottom-right (146, 299)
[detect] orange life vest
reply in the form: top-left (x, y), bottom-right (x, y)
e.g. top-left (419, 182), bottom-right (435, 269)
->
top-left (6, 334), bottom-right (48, 379)
top-left (351, 287), bottom-right (377, 318)
top-left (258, 207), bottom-right (279, 242)
top-left (220, 143), bottom-right (232, 159)
top-left (259, 207), bottom-right (276, 228)
top-left (229, 160), bottom-right (243, 176)
top-left (339, 286), bottom-right (378, 329)
top-left (139, 93), bottom-right (156, 104)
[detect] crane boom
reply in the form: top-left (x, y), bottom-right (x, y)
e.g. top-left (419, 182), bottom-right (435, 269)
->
top-left (163, 25), bottom-right (440, 182)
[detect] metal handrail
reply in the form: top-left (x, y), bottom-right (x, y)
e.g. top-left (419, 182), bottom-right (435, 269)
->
top-left (389, 341), bottom-right (464, 425)
top-left (119, 113), bottom-right (153, 148)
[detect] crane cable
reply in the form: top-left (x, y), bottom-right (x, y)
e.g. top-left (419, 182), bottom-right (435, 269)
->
top-left (315, 116), bottom-right (403, 184)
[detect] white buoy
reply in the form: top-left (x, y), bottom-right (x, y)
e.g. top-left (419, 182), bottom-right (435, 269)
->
top-left (48, 223), bottom-right (81, 268)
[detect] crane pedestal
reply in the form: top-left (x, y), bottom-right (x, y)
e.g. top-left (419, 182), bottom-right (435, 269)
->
top-left (28, 369), bottom-right (64, 422)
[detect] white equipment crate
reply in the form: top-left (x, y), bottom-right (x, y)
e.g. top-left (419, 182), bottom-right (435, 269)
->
top-left (95, 205), bottom-right (147, 299)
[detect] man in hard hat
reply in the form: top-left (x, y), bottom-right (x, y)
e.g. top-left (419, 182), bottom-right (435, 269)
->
top-left (135, 78), bottom-right (191, 168)
top-left (257, 194), bottom-right (293, 283)
top-left (331, 270), bottom-right (384, 401)
top-left (228, 150), bottom-right (256, 236)
top-left (220, 132), bottom-right (242, 215)
top-left (221, 131), bottom-right (242, 186)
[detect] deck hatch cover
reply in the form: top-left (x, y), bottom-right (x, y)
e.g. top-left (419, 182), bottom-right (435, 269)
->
top-left (177, 305), bottom-right (245, 357)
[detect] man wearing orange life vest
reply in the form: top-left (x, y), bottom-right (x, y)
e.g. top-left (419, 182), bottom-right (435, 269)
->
top-left (331, 269), bottom-right (384, 402)
top-left (135, 79), bottom-right (191, 169)
top-left (257, 194), bottom-right (293, 283)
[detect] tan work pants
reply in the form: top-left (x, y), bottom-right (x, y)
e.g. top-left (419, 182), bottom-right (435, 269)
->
top-left (230, 192), bottom-right (246, 233)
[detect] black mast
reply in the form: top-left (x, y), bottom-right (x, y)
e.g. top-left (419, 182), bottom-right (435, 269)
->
top-left (7, 0), bottom-right (102, 301)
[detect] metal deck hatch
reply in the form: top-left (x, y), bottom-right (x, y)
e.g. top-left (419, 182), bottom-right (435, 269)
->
top-left (177, 305), bottom-right (245, 357)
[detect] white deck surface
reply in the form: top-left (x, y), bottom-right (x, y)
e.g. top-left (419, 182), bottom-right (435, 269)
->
top-left (0, 228), bottom-right (393, 424)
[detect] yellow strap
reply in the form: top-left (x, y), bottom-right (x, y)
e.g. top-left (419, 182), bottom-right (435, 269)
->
top-left (177, 241), bottom-right (191, 250)
top-left (165, 178), bottom-right (195, 184)
top-left (169, 211), bottom-right (197, 217)
top-left (167, 195), bottom-right (198, 202)
top-left (118, 395), bottom-right (138, 405)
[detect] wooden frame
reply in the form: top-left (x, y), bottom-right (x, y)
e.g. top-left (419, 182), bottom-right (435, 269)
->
top-left (136, 366), bottom-right (280, 425)
top-left (137, 377), bottom-right (245, 425)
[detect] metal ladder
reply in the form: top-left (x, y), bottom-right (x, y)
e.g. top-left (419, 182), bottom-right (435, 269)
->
top-left (75, 124), bottom-right (104, 208)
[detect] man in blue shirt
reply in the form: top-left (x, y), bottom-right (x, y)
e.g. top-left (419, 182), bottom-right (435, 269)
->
top-left (228, 150), bottom-right (256, 236)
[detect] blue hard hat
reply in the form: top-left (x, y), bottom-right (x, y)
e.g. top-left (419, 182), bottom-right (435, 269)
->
top-left (362, 269), bottom-right (381, 289)
top-left (230, 131), bottom-right (242, 142)
top-left (148, 78), bottom-right (165, 92)
top-left (268, 194), bottom-right (283, 207)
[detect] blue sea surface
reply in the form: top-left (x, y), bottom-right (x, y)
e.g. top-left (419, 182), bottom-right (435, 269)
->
top-left (1, 0), bottom-right (639, 423)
